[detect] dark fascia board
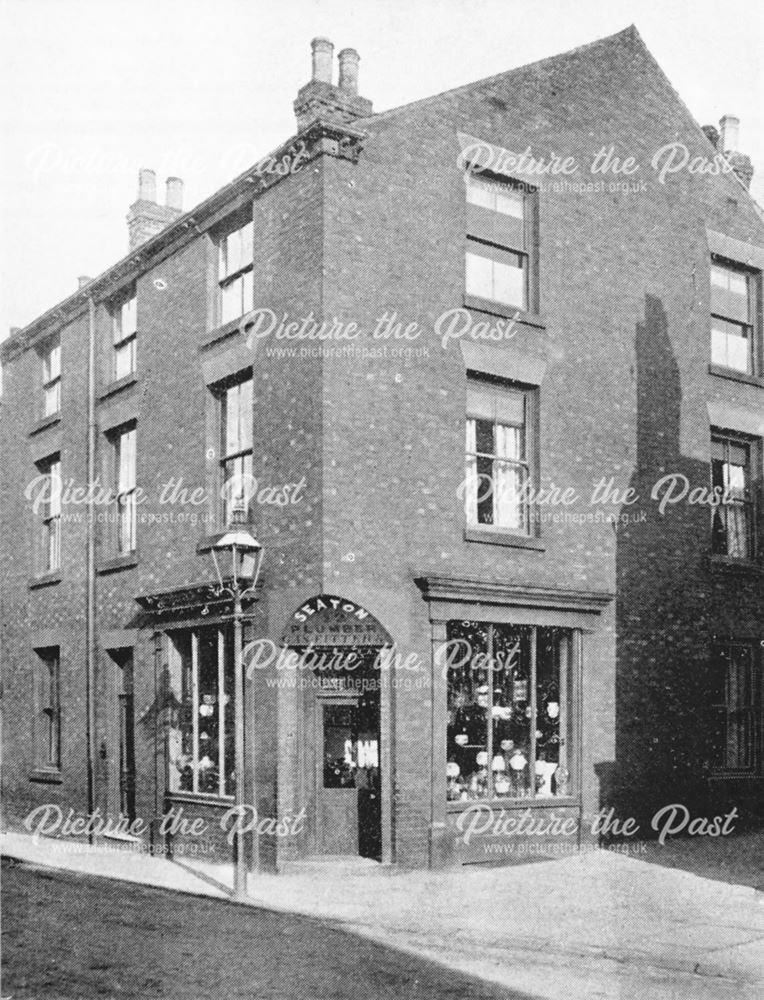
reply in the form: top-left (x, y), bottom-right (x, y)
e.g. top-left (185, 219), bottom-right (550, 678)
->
top-left (1, 118), bottom-right (367, 365)
top-left (413, 573), bottom-right (614, 614)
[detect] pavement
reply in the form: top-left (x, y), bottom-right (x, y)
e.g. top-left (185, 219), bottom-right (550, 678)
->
top-left (3, 829), bottom-right (764, 1000)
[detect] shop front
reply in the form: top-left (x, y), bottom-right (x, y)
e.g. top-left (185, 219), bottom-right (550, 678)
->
top-left (133, 580), bottom-right (612, 871)
top-left (415, 575), bottom-right (614, 866)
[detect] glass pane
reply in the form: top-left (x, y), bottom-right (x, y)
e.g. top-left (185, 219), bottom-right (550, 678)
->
top-left (491, 626), bottom-right (532, 797)
top-left (323, 704), bottom-right (358, 788)
top-left (494, 460), bottom-right (526, 531)
top-left (536, 629), bottom-right (563, 796)
top-left (710, 320), bottom-right (729, 368)
top-left (48, 462), bottom-right (62, 516)
top-left (242, 268), bottom-right (254, 314)
top-left (726, 503), bottom-right (750, 558)
top-left (44, 342), bottom-right (61, 382)
top-left (493, 254), bottom-right (526, 308)
top-left (465, 175), bottom-right (494, 209)
top-left (239, 378), bottom-right (253, 451)
top-left (476, 455), bottom-right (494, 524)
top-left (240, 222), bottom-right (254, 268)
top-left (197, 630), bottom-right (221, 794)
top-left (495, 627), bottom-right (531, 796)
top-left (114, 339), bottom-right (136, 379)
top-left (464, 452), bottom-right (478, 524)
top-left (495, 187), bottom-right (524, 219)
top-left (224, 383), bottom-right (241, 456)
top-left (446, 621), bottom-right (490, 801)
top-left (47, 518), bottom-right (61, 571)
top-left (118, 493), bottom-right (136, 554)
top-left (474, 418), bottom-right (494, 455)
top-left (710, 264), bottom-right (728, 288)
top-left (168, 634), bottom-right (194, 792)
top-left (121, 296), bottom-right (138, 338)
top-left (495, 423), bottom-right (523, 461)
top-left (465, 250), bottom-right (494, 299)
top-left (220, 275), bottom-right (242, 324)
top-left (725, 327), bottom-right (750, 373)
top-left (118, 429), bottom-right (136, 491)
top-left (44, 382), bottom-right (60, 417)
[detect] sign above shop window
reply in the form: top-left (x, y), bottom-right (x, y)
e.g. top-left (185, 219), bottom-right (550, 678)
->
top-left (283, 594), bottom-right (391, 648)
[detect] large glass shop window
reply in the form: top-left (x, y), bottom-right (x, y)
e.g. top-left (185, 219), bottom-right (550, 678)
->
top-left (446, 621), bottom-right (575, 802)
top-left (167, 627), bottom-right (236, 798)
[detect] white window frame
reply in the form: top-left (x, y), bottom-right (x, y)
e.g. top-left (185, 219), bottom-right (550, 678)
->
top-left (464, 378), bottom-right (536, 535)
top-left (113, 293), bottom-right (137, 380)
top-left (42, 338), bottom-right (61, 417)
top-left (218, 220), bottom-right (254, 325)
top-left (114, 425), bottom-right (137, 555)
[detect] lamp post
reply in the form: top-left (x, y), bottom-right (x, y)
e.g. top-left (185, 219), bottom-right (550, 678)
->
top-left (209, 509), bottom-right (263, 901)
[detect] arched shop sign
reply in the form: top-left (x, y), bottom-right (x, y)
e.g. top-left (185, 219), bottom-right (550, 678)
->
top-left (282, 594), bottom-right (392, 649)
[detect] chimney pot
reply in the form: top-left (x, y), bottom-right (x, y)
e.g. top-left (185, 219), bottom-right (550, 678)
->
top-left (77, 276), bottom-right (91, 290)
top-left (338, 48), bottom-right (360, 95)
top-left (166, 176), bottom-right (184, 211)
top-left (138, 168), bottom-right (157, 202)
top-left (311, 37), bottom-right (334, 84)
top-left (719, 115), bottom-right (740, 154)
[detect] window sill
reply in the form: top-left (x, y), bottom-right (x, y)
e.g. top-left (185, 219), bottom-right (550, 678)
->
top-left (464, 526), bottom-right (545, 551)
top-left (28, 572), bottom-right (62, 589)
top-left (166, 791), bottom-right (235, 808)
top-left (446, 796), bottom-right (580, 813)
top-left (709, 555), bottom-right (763, 575)
top-left (29, 413), bottom-right (61, 436)
top-left (708, 364), bottom-right (764, 389)
top-left (201, 315), bottom-right (253, 351)
top-left (99, 372), bottom-right (138, 400)
top-left (708, 772), bottom-right (764, 781)
top-left (97, 553), bottom-right (139, 575)
top-left (29, 768), bottom-right (63, 784)
top-left (463, 295), bottom-right (546, 329)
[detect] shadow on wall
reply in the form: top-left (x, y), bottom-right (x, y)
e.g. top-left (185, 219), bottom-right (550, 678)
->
top-left (602, 294), bottom-right (764, 831)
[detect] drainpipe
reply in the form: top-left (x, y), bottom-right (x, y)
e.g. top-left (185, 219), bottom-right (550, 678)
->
top-left (85, 295), bottom-right (97, 837)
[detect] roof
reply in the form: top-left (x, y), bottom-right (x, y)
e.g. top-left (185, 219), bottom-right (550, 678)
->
top-left (4, 25), bottom-right (761, 362)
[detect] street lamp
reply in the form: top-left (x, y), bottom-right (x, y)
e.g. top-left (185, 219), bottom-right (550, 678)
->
top-left (209, 508), bottom-right (263, 901)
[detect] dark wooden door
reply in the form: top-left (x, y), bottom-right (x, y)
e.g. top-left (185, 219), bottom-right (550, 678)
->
top-left (317, 698), bottom-right (359, 854)
top-left (118, 655), bottom-right (136, 823)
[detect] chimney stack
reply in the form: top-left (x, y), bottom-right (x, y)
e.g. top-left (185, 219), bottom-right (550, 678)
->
top-left (719, 115), bottom-right (740, 154)
top-left (127, 168), bottom-right (184, 251)
top-left (338, 48), bottom-right (360, 95)
top-left (138, 168), bottom-right (157, 202)
top-left (718, 115), bottom-right (754, 191)
top-left (311, 37), bottom-right (334, 84)
top-left (165, 176), bottom-right (184, 212)
top-left (294, 38), bottom-right (372, 132)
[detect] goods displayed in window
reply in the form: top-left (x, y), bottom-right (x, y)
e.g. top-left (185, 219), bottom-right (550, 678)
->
top-left (446, 621), bottom-right (574, 802)
top-left (167, 627), bottom-right (236, 798)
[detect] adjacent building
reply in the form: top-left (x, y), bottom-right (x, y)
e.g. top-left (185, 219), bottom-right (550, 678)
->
top-left (2, 27), bottom-right (763, 871)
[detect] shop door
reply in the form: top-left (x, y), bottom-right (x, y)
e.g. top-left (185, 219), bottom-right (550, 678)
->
top-left (316, 695), bottom-right (381, 858)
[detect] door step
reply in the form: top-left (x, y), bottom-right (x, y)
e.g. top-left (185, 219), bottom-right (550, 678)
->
top-left (279, 854), bottom-right (394, 877)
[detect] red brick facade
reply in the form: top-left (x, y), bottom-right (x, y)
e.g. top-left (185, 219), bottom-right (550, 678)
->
top-left (2, 27), bottom-right (763, 870)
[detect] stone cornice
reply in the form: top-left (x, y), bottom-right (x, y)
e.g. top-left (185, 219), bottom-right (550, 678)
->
top-left (414, 574), bottom-right (614, 614)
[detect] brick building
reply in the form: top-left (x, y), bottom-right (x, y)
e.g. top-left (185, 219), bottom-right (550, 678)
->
top-left (2, 27), bottom-right (763, 871)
